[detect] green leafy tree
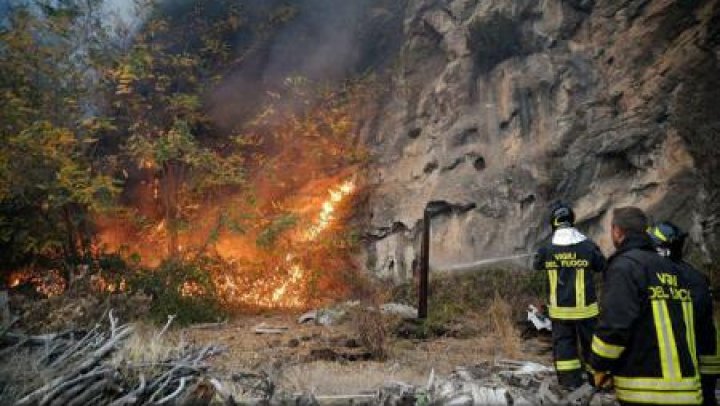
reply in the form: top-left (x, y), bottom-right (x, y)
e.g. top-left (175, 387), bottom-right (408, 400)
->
top-left (0, 1), bottom-right (120, 277)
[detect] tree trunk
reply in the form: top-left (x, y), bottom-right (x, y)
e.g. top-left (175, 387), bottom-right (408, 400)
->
top-left (62, 205), bottom-right (80, 282)
top-left (164, 162), bottom-right (180, 259)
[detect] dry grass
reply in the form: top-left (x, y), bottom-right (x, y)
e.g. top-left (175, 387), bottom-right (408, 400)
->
top-left (278, 324), bottom-right (536, 396)
top-left (111, 321), bottom-right (182, 370)
top-left (488, 293), bottom-right (522, 358)
top-left (349, 307), bottom-right (390, 360)
top-left (280, 361), bottom-right (426, 395)
top-left (386, 268), bottom-right (545, 342)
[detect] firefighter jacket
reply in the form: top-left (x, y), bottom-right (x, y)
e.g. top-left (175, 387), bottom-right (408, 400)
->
top-left (590, 233), bottom-right (702, 405)
top-left (676, 260), bottom-right (720, 377)
top-left (533, 229), bottom-right (607, 320)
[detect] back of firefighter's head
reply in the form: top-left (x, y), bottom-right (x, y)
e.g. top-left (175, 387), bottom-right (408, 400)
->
top-left (611, 207), bottom-right (648, 248)
top-left (648, 221), bottom-right (687, 261)
top-left (549, 201), bottom-right (575, 231)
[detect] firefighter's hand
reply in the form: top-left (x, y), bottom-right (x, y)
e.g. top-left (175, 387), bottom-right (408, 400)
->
top-left (593, 371), bottom-right (613, 389)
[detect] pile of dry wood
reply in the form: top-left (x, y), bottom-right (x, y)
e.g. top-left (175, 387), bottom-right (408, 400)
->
top-left (0, 311), bottom-right (234, 405)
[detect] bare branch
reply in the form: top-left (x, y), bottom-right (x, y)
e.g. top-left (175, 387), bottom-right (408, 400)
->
top-left (75, 325), bottom-right (133, 372)
top-left (11, 312), bottom-right (229, 406)
top-left (155, 314), bottom-right (176, 340)
top-left (108, 373), bottom-right (146, 406)
top-left (50, 324), bottom-right (101, 367)
top-left (109, 309), bottom-right (118, 338)
top-left (156, 376), bottom-right (188, 404)
top-left (66, 378), bottom-right (122, 406)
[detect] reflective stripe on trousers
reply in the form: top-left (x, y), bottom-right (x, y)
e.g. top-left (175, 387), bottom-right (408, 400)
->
top-left (555, 359), bottom-right (582, 371)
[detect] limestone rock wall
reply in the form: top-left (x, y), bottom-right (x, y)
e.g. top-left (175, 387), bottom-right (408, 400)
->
top-left (359, 0), bottom-right (720, 280)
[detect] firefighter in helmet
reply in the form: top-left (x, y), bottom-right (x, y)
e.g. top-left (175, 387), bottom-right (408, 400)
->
top-left (533, 201), bottom-right (607, 389)
top-left (648, 221), bottom-right (719, 406)
top-left (590, 207), bottom-right (702, 405)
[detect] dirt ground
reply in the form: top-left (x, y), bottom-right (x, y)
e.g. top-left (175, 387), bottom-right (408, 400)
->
top-left (180, 313), bottom-right (553, 396)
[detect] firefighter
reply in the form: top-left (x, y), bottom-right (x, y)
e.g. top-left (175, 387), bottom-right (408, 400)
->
top-left (648, 221), bottom-right (719, 406)
top-left (590, 207), bottom-right (702, 405)
top-left (533, 201), bottom-right (607, 389)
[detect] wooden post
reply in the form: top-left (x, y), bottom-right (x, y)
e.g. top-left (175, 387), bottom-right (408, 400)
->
top-left (418, 210), bottom-right (431, 319)
top-left (418, 201), bottom-right (452, 320)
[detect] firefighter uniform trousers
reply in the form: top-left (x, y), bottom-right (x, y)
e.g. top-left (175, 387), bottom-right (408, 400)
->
top-left (553, 318), bottom-right (596, 387)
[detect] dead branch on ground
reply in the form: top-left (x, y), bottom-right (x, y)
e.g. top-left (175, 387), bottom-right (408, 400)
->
top-left (1, 310), bottom-right (232, 405)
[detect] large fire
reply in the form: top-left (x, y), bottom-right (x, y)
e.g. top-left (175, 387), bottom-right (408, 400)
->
top-left (8, 182), bottom-right (360, 313)
top-left (10, 178), bottom-right (358, 306)
top-left (42, 84), bottom-right (371, 310)
top-left (89, 163), bottom-right (362, 309)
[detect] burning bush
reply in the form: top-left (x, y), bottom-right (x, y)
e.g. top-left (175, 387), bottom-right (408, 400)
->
top-left (9, 255), bottom-right (226, 330)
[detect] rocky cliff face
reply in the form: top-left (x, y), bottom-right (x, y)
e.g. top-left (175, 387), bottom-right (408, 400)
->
top-left (359, 0), bottom-right (720, 280)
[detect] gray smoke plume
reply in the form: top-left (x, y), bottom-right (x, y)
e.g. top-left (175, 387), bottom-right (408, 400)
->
top-left (206, 0), bottom-right (406, 131)
top-left (262, 0), bottom-right (374, 83)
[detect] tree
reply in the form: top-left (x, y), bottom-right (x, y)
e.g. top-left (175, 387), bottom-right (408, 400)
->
top-left (0, 1), bottom-right (119, 277)
top-left (106, 3), bottom-right (247, 258)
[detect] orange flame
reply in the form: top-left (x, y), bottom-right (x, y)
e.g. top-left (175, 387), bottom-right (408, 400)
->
top-left (7, 269), bottom-right (66, 297)
top-left (228, 178), bottom-right (357, 308)
top-left (9, 276), bottom-right (21, 288)
top-left (181, 280), bottom-right (205, 297)
top-left (304, 180), bottom-right (356, 241)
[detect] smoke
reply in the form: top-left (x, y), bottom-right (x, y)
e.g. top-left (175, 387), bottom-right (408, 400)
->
top-left (101, 0), bottom-right (141, 35)
top-left (0, 0), bottom-right (141, 38)
top-left (262, 0), bottom-right (374, 84)
top-left (205, 0), bottom-right (404, 131)
top-left (91, 0), bottom-right (407, 130)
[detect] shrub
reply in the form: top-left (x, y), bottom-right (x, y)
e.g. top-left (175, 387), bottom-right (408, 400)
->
top-left (129, 258), bottom-right (226, 325)
top-left (349, 306), bottom-right (389, 360)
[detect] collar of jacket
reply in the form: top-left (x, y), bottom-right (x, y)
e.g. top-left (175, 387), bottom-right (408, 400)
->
top-left (609, 232), bottom-right (655, 262)
top-left (552, 227), bottom-right (588, 246)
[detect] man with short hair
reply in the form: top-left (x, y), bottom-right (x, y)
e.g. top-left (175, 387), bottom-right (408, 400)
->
top-left (648, 221), bottom-right (719, 406)
top-left (590, 207), bottom-right (702, 405)
top-left (533, 202), bottom-right (606, 389)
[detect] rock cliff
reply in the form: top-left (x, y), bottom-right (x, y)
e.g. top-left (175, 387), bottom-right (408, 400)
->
top-left (359, 0), bottom-right (720, 280)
